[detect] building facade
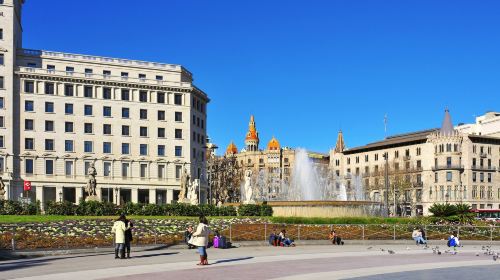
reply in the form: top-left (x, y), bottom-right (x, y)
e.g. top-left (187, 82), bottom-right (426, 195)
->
top-left (456, 111), bottom-right (500, 138)
top-left (330, 110), bottom-right (500, 216)
top-left (0, 1), bottom-right (209, 206)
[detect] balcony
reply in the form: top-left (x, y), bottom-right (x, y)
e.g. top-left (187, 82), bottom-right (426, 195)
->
top-left (471, 165), bottom-right (496, 172)
top-left (480, 153), bottom-right (488, 158)
top-left (432, 165), bottom-right (464, 171)
top-left (403, 155), bottom-right (411, 161)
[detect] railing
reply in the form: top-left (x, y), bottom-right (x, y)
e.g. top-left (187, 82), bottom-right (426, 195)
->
top-left (17, 66), bottom-right (194, 89)
top-left (1, 223), bottom-right (498, 251)
top-left (432, 165), bottom-right (465, 171)
top-left (471, 165), bottom-right (496, 172)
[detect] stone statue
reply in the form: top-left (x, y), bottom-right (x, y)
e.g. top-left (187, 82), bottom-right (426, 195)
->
top-left (85, 163), bottom-right (98, 201)
top-left (243, 169), bottom-right (253, 203)
top-left (188, 179), bottom-right (199, 205)
top-left (0, 177), bottom-right (5, 200)
top-left (179, 167), bottom-right (191, 202)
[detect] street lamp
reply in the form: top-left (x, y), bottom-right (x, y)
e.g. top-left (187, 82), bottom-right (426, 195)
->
top-left (383, 152), bottom-right (390, 217)
top-left (59, 190), bottom-right (63, 203)
top-left (114, 187), bottom-right (119, 205)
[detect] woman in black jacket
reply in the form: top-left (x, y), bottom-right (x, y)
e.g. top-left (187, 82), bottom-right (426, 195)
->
top-left (124, 219), bottom-right (134, 258)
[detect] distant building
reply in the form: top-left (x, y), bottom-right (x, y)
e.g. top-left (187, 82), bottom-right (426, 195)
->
top-left (456, 111), bottom-right (500, 138)
top-left (330, 110), bottom-right (500, 216)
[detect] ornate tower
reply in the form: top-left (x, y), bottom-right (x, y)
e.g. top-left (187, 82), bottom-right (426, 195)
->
top-left (334, 130), bottom-right (346, 153)
top-left (225, 141), bottom-right (238, 157)
top-left (244, 115), bottom-right (259, 152)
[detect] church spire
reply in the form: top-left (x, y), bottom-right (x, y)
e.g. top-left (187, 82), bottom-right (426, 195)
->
top-left (334, 130), bottom-right (346, 153)
top-left (440, 108), bottom-right (455, 136)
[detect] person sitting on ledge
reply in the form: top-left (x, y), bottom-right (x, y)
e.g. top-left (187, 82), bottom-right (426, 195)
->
top-left (329, 230), bottom-right (344, 245)
top-left (279, 229), bottom-right (295, 247)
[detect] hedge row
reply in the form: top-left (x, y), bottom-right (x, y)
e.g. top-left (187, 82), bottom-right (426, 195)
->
top-left (0, 200), bottom-right (40, 215)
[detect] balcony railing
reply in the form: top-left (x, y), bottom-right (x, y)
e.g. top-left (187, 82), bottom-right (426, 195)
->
top-left (480, 153), bottom-right (488, 158)
top-left (471, 165), bottom-right (496, 172)
top-left (432, 165), bottom-right (464, 171)
top-left (403, 155), bottom-right (411, 161)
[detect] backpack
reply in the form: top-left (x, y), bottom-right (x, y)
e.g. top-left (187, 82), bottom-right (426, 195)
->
top-left (213, 236), bottom-right (220, 248)
top-left (447, 236), bottom-right (456, 247)
top-left (219, 236), bottom-right (227, 249)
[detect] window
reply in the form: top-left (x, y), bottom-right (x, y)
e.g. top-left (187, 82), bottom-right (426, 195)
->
top-left (25, 159), bottom-right (34, 174)
top-left (175, 129), bottom-right (182, 139)
top-left (103, 142), bottom-right (112, 153)
top-left (156, 75), bottom-right (163, 81)
top-left (121, 107), bottom-right (129, 118)
top-left (47, 64), bottom-right (55, 71)
top-left (45, 120), bottom-right (54, 132)
top-left (24, 81), bottom-right (34, 93)
top-left (25, 119), bottom-right (34, 130)
top-left (0, 54), bottom-right (3, 65)
top-left (175, 165), bottom-right (182, 179)
top-left (84, 86), bottom-right (93, 98)
top-left (66, 66), bottom-right (74, 73)
top-left (84, 105), bottom-right (93, 116)
top-left (103, 87), bottom-right (112, 99)
top-left (121, 72), bottom-right (128, 78)
top-left (446, 171), bottom-right (452, 182)
top-left (201, 119), bottom-right (204, 129)
top-left (473, 172), bottom-right (477, 182)
top-left (65, 103), bottom-right (74, 114)
top-left (434, 172), bottom-right (438, 183)
top-left (25, 138), bottom-right (34, 150)
top-left (85, 68), bottom-right (93, 77)
top-left (121, 89), bottom-right (130, 101)
top-left (103, 124), bottom-right (112, 135)
top-left (138, 73), bottom-right (146, 80)
top-left (121, 163), bottom-right (129, 177)
top-left (158, 110), bottom-right (165, 120)
top-left (84, 141), bottom-right (93, 153)
top-left (0, 76), bottom-right (3, 89)
top-left (158, 145), bottom-right (165, 156)
top-left (103, 162), bottom-right (111, 177)
top-left (25, 100), bottom-right (34, 111)
top-left (158, 128), bottom-right (165, 138)
top-left (158, 164), bottom-right (165, 178)
top-left (487, 173), bottom-right (492, 183)
top-left (175, 146), bottom-right (182, 157)
top-left (480, 172), bottom-right (484, 182)
top-left (103, 106), bottom-right (112, 117)
top-left (64, 84), bottom-right (74, 96)
top-left (140, 126), bottom-right (148, 137)
top-left (45, 160), bottom-right (54, 175)
top-left (174, 94), bottom-right (182, 105)
top-left (65, 122), bottom-right (74, 133)
top-left (157, 92), bottom-right (165, 103)
top-left (84, 123), bottom-right (93, 134)
top-left (139, 91), bottom-right (148, 102)
top-left (446, 157), bottom-right (452, 167)
top-left (65, 140), bottom-right (74, 152)
top-left (0, 116), bottom-right (4, 128)
top-left (140, 144), bottom-right (148, 155)
top-left (0, 136), bottom-right (3, 148)
top-left (416, 160), bottom-right (422, 169)
top-left (45, 83), bottom-right (55, 94)
top-left (0, 29), bottom-right (3, 40)
top-left (140, 164), bottom-right (147, 178)
top-left (65, 161), bottom-right (73, 176)
top-left (121, 143), bottom-right (130, 154)
top-left (175, 112), bottom-right (182, 122)
top-left (103, 70), bottom-right (111, 76)
top-left (140, 109), bottom-right (148, 119)
top-left (45, 102), bottom-right (54, 113)
top-left (0, 97), bottom-right (3, 108)
top-left (122, 125), bottom-right (130, 136)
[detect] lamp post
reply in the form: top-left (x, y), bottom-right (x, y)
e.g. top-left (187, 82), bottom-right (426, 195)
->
top-left (383, 152), bottom-right (390, 217)
top-left (59, 190), bottom-right (63, 203)
top-left (114, 187), bottom-right (118, 205)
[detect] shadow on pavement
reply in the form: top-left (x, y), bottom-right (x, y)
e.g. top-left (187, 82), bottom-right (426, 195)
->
top-left (214, 257), bottom-right (254, 264)
top-left (130, 252), bottom-right (179, 259)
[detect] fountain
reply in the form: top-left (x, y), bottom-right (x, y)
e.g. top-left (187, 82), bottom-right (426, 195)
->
top-left (237, 148), bottom-right (382, 218)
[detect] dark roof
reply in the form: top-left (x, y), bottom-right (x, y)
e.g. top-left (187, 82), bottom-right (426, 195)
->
top-left (468, 134), bottom-right (500, 144)
top-left (343, 129), bottom-right (438, 154)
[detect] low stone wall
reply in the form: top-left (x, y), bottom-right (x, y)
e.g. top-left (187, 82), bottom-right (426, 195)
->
top-left (268, 201), bottom-right (382, 218)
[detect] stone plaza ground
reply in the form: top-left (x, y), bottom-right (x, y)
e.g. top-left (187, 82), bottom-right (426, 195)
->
top-left (1, 242), bottom-right (499, 280)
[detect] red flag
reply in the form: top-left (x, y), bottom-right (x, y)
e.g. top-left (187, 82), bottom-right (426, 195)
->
top-left (23, 181), bottom-right (32, 191)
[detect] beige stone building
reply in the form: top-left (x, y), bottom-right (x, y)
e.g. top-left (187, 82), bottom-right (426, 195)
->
top-left (0, 0), bottom-right (209, 206)
top-left (330, 110), bottom-right (500, 216)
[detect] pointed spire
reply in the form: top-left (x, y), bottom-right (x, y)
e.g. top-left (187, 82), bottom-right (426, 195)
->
top-left (334, 130), bottom-right (346, 153)
top-left (440, 108), bottom-right (455, 136)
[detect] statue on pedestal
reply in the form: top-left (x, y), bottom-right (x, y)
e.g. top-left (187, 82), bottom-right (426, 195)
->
top-left (0, 177), bottom-right (5, 200)
top-left (188, 179), bottom-right (199, 205)
top-left (85, 163), bottom-right (99, 201)
top-left (179, 168), bottom-right (191, 203)
top-left (243, 169), bottom-right (254, 203)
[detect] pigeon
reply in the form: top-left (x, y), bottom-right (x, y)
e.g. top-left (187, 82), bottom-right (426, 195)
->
top-left (380, 248), bottom-right (385, 252)
top-left (438, 251), bottom-right (442, 255)
top-left (476, 253), bottom-right (480, 256)
top-left (367, 247), bottom-right (373, 250)
top-left (493, 254), bottom-right (498, 262)
top-left (388, 250), bottom-right (395, 254)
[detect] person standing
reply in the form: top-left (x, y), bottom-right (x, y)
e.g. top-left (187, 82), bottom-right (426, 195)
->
top-left (124, 218), bottom-right (134, 258)
top-left (191, 216), bottom-right (210, 265)
top-left (111, 214), bottom-right (129, 259)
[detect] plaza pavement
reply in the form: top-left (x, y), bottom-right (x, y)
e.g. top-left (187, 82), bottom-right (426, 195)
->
top-left (1, 243), bottom-right (499, 280)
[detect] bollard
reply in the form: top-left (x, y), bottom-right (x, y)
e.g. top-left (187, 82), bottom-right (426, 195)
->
top-left (393, 225), bottom-right (396, 240)
top-left (229, 224), bottom-right (232, 242)
top-left (362, 225), bottom-right (365, 240)
top-left (490, 226), bottom-right (493, 242)
top-left (11, 227), bottom-right (16, 251)
top-left (264, 224), bottom-right (267, 242)
top-left (297, 225), bottom-right (301, 241)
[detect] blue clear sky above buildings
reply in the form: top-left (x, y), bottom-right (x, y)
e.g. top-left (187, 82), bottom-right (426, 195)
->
top-left (23, 0), bottom-right (500, 154)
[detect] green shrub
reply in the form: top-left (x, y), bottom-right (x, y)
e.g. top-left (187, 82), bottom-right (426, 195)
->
top-left (0, 200), bottom-right (39, 215)
top-left (429, 203), bottom-right (458, 217)
top-left (45, 201), bottom-right (77, 215)
top-left (238, 204), bottom-right (272, 216)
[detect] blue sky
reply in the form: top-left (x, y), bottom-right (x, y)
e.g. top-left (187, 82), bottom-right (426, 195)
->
top-left (22, 1), bottom-right (500, 154)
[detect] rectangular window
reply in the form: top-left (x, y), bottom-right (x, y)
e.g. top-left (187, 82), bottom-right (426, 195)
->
top-left (45, 102), bottom-right (54, 113)
top-left (84, 123), bottom-right (93, 134)
top-left (66, 66), bottom-right (74, 73)
top-left (121, 72), bottom-right (129, 78)
top-left (158, 145), bottom-right (165, 156)
top-left (103, 106), bottom-right (112, 117)
top-left (140, 109), bottom-right (148, 119)
top-left (84, 141), bottom-right (93, 153)
top-left (45, 139), bottom-right (55, 150)
top-left (157, 92), bottom-right (165, 103)
top-left (85, 68), bottom-right (93, 76)
top-left (158, 128), bottom-right (165, 138)
top-left (487, 173), bottom-right (492, 183)
top-left (174, 94), bottom-right (182, 105)
top-left (175, 165), bottom-right (182, 179)
top-left (175, 146), bottom-right (182, 157)
top-left (480, 172), bottom-right (484, 182)
top-left (175, 112), bottom-right (182, 122)
top-left (24, 81), bottom-right (34, 93)
top-left (140, 144), bottom-right (148, 155)
top-left (121, 143), bottom-right (130, 154)
top-left (103, 70), bottom-right (111, 77)
top-left (45, 120), bottom-right (54, 132)
top-left (0, 136), bottom-right (3, 148)
top-left (25, 119), bottom-right (34, 130)
top-left (158, 164), bottom-right (165, 178)
top-left (84, 105), bottom-right (93, 116)
top-left (45, 160), bottom-right (54, 175)
top-left (103, 142), bottom-right (112, 153)
top-left (446, 157), bottom-right (452, 167)
top-left (121, 89), bottom-right (130, 101)
top-left (446, 171), bottom-right (452, 182)
top-left (84, 86), bottom-right (93, 98)
top-left (64, 84), bottom-right (74, 96)
top-left (156, 75), bottom-right (163, 81)
top-left (25, 100), bottom-right (34, 111)
top-left (65, 103), bottom-right (74, 114)
top-left (434, 172), bottom-right (438, 183)
top-left (0, 116), bottom-right (4, 128)
top-left (65, 122), bottom-right (74, 133)
top-left (158, 110), bottom-right (165, 120)
top-left (121, 107), bottom-right (129, 118)
top-left (65, 140), bottom-right (74, 152)
top-left (121, 163), bottom-right (129, 177)
top-left (103, 87), bottom-right (112, 99)
top-left (65, 161), bottom-right (73, 176)
top-left (103, 124), bottom-right (112, 135)
top-left (140, 164), bottom-right (147, 178)
top-left (25, 159), bottom-right (34, 174)
top-left (25, 138), bottom-right (34, 150)
top-left (122, 125), bottom-right (130, 136)
top-left (139, 91), bottom-right (148, 102)
top-left (175, 129), bottom-right (182, 139)
top-left (103, 162), bottom-right (111, 177)
top-left (45, 83), bottom-right (55, 95)
top-left (140, 127), bottom-right (148, 137)
top-left (473, 172), bottom-right (477, 182)
top-left (138, 73), bottom-right (146, 80)
top-left (0, 54), bottom-right (4, 65)
top-left (0, 29), bottom-right (3, 40)
top-left (0, 76), bottom-right (4, 89)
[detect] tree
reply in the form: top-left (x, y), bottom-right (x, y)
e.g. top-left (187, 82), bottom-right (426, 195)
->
top-left (207, 155), bottom-right (242, 205)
